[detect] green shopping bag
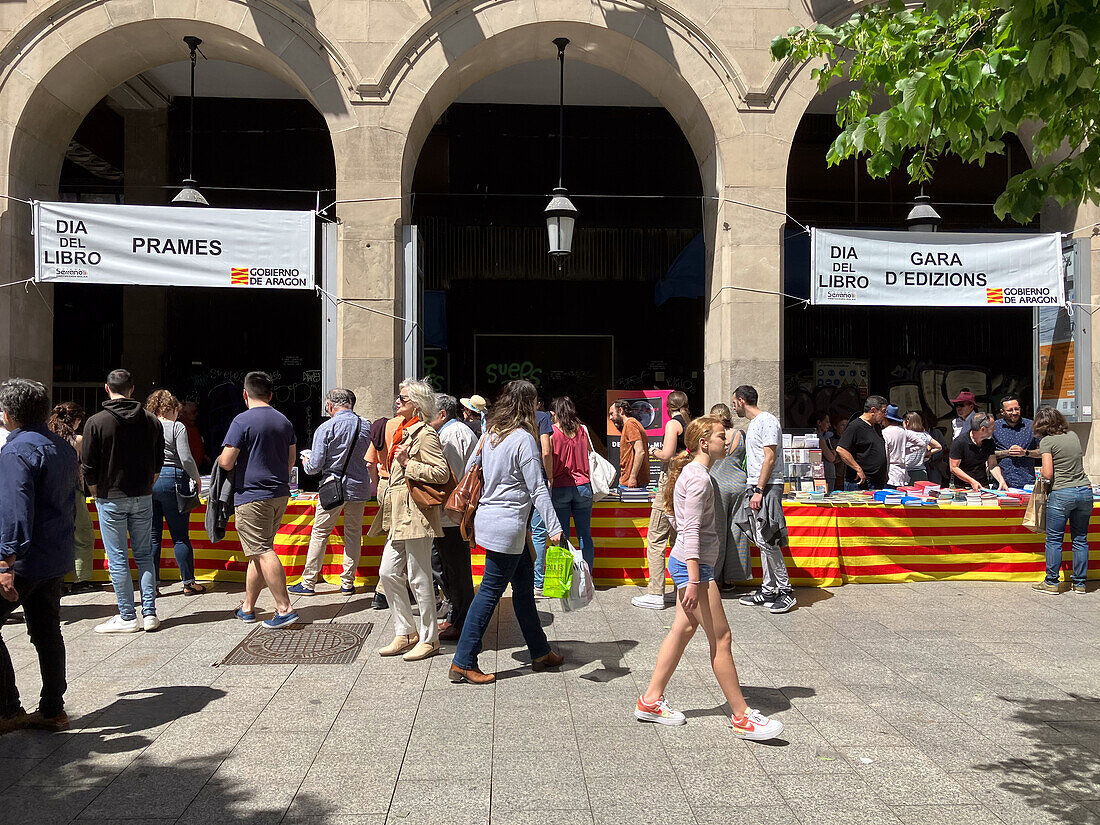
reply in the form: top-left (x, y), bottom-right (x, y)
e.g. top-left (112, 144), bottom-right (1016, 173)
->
top-left (542, 542), bottom-right (574, 598)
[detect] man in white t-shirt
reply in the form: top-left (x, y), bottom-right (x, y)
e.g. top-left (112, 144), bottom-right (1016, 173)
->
top-left (731, 385), bottom-right (795, 614)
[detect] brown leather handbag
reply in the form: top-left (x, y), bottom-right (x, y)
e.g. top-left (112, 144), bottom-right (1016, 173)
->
top-left (408, 469), bottom-right (458, 510)
top-left (445, 435), bottom-right (486, 542)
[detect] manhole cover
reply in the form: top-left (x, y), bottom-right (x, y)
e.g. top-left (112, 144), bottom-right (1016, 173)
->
top-left (220, 622), bottom-right (373, 666)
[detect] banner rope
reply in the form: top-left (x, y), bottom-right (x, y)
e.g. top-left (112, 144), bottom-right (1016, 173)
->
top-left (315, 284), bottom-right (418, 329)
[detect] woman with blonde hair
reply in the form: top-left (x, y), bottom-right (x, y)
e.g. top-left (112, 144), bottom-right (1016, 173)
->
top-left (450, 380), bottom-right (565, 685)
top-left (633, 390), bottom-right (691, 610)
top-left (47, 401), bottom-right (97, 594)
top-left (635, 415), bottom-right (783, 740)
top-left (372, 378), bottom-right (452, 661)
top-left (707, 403), bottom-right (751, 588)
top-left (145, 390), bottom-right (204, 595)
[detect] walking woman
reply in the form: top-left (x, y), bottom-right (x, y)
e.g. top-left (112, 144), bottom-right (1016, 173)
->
top-left (450, 380), bottom-right (565, 685)
top-left (46, 402), bottom-right (98, 594)
top-left (632, 391), bottom-right (690, 610)
top-left (635, 415), bottom-right (783, 739)
top-left (145, 390), bottom-right (205, 594)
top-left (373, 379), bottom-right (452, 661)
top-left (1032, 405), bottom-right (1091, 595)
top-left (707, 403), bottom-right (751, 589)
top-left (547, 396), bottom-right (595, 572)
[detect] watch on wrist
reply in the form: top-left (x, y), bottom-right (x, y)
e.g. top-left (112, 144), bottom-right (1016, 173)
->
top-left (750, 486), bottom-right (762, 494)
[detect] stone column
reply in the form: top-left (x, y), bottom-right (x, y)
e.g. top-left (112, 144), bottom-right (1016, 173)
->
top-left (331, 124), bottom-right (403, 418)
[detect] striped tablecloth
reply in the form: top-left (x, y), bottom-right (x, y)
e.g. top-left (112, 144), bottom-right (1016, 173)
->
top-left (84, 500), bottom-right (1097, 588)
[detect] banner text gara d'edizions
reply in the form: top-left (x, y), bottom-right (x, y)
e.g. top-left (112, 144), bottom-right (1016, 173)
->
top-left (810, 229), bottom-right (1064, 307)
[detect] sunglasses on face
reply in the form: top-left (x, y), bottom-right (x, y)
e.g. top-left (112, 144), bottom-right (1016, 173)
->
top-left (397, 395), bottom-right (411, 403)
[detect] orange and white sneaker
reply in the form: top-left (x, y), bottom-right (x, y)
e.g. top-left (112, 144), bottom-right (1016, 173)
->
top-left (731, 708), bottom-right (783, 741)
top-left (635, 695), bottom-right (687, 726)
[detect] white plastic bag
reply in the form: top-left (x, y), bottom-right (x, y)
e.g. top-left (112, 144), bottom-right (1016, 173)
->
top-left (582, 425), bottom-right (617, 502)
top-left (560, 541), bottom-right (595, 612)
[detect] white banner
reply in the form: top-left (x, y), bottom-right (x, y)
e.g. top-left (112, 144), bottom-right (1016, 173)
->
top-left (34, 201), bottom-right (315, 289)
top-left (810, 228), bottom-right (1063, 307)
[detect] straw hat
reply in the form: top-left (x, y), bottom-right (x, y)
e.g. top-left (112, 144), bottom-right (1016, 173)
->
top-left (461, 394), bottom-right (488, 414)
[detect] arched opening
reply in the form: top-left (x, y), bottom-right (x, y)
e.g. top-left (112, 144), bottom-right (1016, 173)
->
top-left (3, 12), bottom-right (345, 455)
top-left (410, 59), bottom-right (703, 427)
top-left (781, 95), bottom-right (1037, 430)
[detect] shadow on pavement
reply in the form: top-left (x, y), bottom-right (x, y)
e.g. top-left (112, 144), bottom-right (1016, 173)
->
top-left (971, 692), bottom-right (1100, 823)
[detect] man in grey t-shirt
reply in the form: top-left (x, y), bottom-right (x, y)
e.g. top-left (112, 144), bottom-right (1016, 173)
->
top-left (731, 385), bottom-right (795, 614)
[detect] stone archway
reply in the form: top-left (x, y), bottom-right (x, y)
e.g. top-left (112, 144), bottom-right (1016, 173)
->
top-left (0, 0), bottom-right (355, 382)
top-left (330, 5), bottom-right (813, 413)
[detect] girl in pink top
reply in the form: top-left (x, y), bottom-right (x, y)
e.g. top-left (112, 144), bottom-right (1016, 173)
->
top-left (635, 415), bottom-right (783, 741)
top-left (548, 396), bottom-right (595, 571)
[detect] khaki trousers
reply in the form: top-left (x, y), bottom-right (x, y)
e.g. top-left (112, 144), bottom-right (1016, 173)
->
top-left (646, 472), bottom-right (678, 596)
top-left (378, 536), bottom-right (439, 644)
top-left (301, 500), bottom-right (367, 589)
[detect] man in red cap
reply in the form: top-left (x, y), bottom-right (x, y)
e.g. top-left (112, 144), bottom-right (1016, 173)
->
top-left (950, 390), bottom-right (978, 440)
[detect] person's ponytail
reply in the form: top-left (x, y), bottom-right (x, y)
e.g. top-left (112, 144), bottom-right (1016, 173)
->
top-left (662, 450), bottom-right (693, 516)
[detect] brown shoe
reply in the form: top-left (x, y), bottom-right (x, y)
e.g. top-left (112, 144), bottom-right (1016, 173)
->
top-left (449, 663), bottom-right (496, 684)
top-left (379, 634), bottom-right (419, 657)
top-left (25, 710), bottom-right (69, 732)
top-left (0, 710), bottom-right (28, 736)
top-left (439, 624), bottom-right (461, 642)
top-left (532, 650), bottom-right (564, 672)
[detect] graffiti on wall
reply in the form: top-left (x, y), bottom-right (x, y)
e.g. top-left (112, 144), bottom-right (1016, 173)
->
top-left (785, 359), bottom-right (1032, 429)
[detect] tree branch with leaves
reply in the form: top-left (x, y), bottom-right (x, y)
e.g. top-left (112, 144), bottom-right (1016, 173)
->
top-left (771, 0), bottom-right (1100, 222)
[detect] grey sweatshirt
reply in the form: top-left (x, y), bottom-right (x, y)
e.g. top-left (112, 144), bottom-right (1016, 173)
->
top-left (466, 429), bottom-right (563, 554)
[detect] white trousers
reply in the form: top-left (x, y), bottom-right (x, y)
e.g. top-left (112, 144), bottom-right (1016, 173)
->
top-left (378, 536), bottom-right (439, 644)
top-left (301, 500), bottom-right (366, 589)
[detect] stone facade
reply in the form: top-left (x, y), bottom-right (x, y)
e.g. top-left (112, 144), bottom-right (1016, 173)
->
top-left (1, 0), bottom-right (1098, 474)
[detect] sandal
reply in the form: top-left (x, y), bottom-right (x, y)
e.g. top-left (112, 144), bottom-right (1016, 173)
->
top-left (183, 583), bottom-right (207, 596)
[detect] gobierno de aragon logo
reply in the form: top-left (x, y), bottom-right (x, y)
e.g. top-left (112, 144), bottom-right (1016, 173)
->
top-left (230, 267), bottom-right (308, 287)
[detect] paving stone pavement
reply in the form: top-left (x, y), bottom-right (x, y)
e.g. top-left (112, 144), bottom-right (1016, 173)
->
top-left (1, 580), bottom-right (1098, 825)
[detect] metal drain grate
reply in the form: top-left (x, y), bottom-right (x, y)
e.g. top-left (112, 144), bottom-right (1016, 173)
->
top-left (220, 622), bottom-right (373, 666)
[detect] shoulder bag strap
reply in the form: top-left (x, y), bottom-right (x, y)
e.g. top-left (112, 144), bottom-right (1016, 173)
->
top-left (335, 415), bottom-right (361, 480)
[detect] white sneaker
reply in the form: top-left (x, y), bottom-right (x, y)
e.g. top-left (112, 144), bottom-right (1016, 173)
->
top-left (95, 615), bottom-right (141, 634)
top-left (731, 708), bottom-right (784, 741)
top-left (635, 695), bottom-right (687, 726)
top-left (143, 615), bottom-right (160, 632)
top-left (631, 593), bottom-right (669, 610)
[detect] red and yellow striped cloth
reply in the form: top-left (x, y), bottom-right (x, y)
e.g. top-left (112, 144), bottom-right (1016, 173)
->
top-left (85, 500), bottom-right (1097, 587)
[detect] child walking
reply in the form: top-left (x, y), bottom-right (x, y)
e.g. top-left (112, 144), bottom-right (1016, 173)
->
top-left (634, 415), bottom-right (783, 741)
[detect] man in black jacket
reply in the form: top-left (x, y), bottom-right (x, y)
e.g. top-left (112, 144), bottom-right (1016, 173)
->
top-left (82, 369), bottom-right (164, 634)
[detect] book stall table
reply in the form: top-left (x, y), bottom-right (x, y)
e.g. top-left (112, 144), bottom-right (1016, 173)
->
top-left (83, 498), bottom-right (1098, 588)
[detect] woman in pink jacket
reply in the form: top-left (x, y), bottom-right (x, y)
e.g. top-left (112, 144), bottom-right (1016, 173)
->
top-left (634, 415), bottom-right (783, 741)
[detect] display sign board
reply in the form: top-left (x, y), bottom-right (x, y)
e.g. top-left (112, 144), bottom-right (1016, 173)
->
top-left (810, 228), bottom-right (1064, 307)
top-left (606, 389), bottom-right (673, 488)
top-left (34, 201), bottom-right (314, 289)
top-left (1036, 238), bottom-right (1092, 422)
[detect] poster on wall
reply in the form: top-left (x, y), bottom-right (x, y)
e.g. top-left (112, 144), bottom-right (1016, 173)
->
top-left (811, 228), bottom-right (1064, 307)
top-left (1037, 238), bottom-right (1091, 421)
top-left (34, 201), bottom-right (315, 289)
top-left (606, 389), bottom-right (673, 488)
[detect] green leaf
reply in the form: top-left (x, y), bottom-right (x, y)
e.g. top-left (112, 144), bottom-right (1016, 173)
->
top-left (1078, 66), bottom-right (1097, 89)
top-left (1028, 39), bottom-right (1050, 83)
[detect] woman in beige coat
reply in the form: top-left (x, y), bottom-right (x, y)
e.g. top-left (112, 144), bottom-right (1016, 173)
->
top-left (372, 378), bottom-right (451, 661)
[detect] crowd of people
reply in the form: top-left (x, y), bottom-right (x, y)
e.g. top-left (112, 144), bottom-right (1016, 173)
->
top-left (0, 370), bottom-right (1091, 741)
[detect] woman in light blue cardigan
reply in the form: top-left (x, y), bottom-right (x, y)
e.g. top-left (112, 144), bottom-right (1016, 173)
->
top-left (450, 380), bottom-right (564, 685)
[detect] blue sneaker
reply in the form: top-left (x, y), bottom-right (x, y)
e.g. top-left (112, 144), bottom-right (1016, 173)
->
top-left (340, 585), bottom-right (355, 595)
top-left (234, 607), bottom-right (257, 623)
top-left (263, 611), bottom-right (299, 629)
top-left (288, 583), bottom-right (316, 596)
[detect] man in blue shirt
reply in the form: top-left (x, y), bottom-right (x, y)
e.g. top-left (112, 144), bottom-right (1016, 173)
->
top-left (0, 378), bottom-right (78, 734)
top-left (991, 394), bottom-right (1039, 489)
top-left (291, 388), bottom-right (371, 596)
top-left (218, 371), bottom-right (299, 629)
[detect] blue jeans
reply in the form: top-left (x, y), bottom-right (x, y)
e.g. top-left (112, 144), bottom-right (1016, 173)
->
top-left (453, 548), bottom-right (550, 671)
top-left (530, 508), bottom-right (549, 587)
top-left (95, 496), bottom-right (157, 620)
top-left (550, 483), bottom-right (594, 573)
top-left (1044, 486), bottom-right (1092, 587)
top-left (151, 467), bottom-right (196, 586)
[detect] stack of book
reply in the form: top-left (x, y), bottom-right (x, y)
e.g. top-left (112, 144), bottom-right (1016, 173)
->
top-left (619, 487), bottom-right (652, 504)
